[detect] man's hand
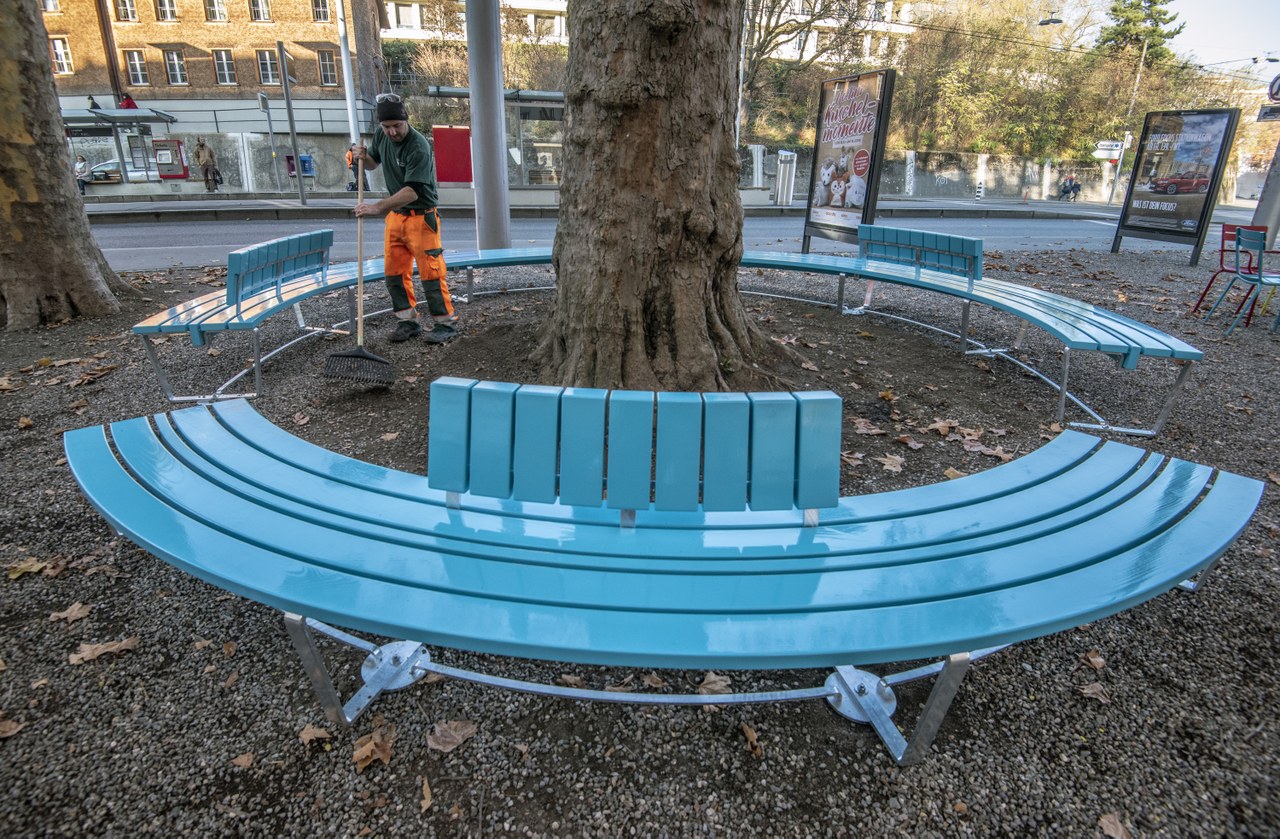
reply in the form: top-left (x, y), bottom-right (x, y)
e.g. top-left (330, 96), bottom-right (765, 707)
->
top-left (353, 144), bottom-right (368, 163)
top-left (353, 202), bottom-right (381, 218)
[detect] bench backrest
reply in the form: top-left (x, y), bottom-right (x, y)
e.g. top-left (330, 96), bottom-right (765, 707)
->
top-left (226, 230), bottom-right (335, 314)
top-left (427, 377), bottom-right (842, 516)
top-left (859, 225), bottom-right (983, 286)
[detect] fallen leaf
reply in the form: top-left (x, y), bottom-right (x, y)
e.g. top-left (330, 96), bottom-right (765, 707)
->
top-left (449, 803), bottom-right (465, 820)
top-left (292, 412), bottom-right (310, 426)
top-left (7, 558), bottom-right (48, 580)
top-left (403, 375), bottom-right (419, 384)
top-left (1079, 649), bottom-right (1106, 671)
top-left (741, 722), bottom-right (763, 759)
top-left (954, 801), bottom-right (968, 815)
top-left (299, 723), bottom-right (331, 746)
top-left (1079, 682), bottom-right (1111, 704)
top-left (353, 720), bottom-right (397, 771)
top-left (68, 637), bottom-right (139, 665)
top-left (207, 348), bottom-right (222, 357)
top-left (67, 398), bottom-right (89, 411)
top-left (222, 671), bottom-right (239, 688)
top-left (852, 417), bottom-right (886, 436)
top-left (0, 659), bottom-right (5, 672)
top-left (426, 719), bottom-right (477, 753)
top-left (30, 678), bottom-right (49, 689)
top-left (895, 434), bottom-right (924, 450)
top-left (697, 671), bottom-right (731, 695)
top-left (513, 743), bottom-right (529, 760)
top-left (49, 602), bottom-right (92, 626)
top-left (193, 638), bottom-right (213, 650)
top-left (841, 450), bottom-right (864, 468)
top-left (556, 674), bottom-right (586, 688)
top-left (1267, 471), bottom-right (1280, 486)
top-left (223, 641), bottom-right (237, 658)
top-left (873, 454), bottom-right (905, 473)
top-left (642, 672), bottom-right (668, 689)
top-left (878, 389), bottom-right (896, 402)
top-left (0, 714), bottom-right (26, 739)
top-left (604, 674), bottom-right (634, 692)
top-left (231, 752), bottom-right (254, 768)
top-left (943, 467), bottom-right (967, 480)
top-left (420, 776), bottom-right (433, 812)
top-left (1098, 812), bottom-right (1133, 839)
top-left (379, 432), bottom-right (400, 442)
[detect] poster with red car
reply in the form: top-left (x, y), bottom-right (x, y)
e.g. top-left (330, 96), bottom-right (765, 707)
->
top-left (803, 69), bottom-right (896, 248)
top-left (1112, 109), bottom-right (1239, 264)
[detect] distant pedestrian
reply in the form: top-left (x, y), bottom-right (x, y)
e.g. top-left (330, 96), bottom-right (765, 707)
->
top-left (346, 143), bottom-right (370, 191)
top-left (87, 96), bottom-right (101, 110)
top-left (73, 155), bottom-right (89, 196)
top-left (194, 137), bottom-right (217, 192)
top-left (118, 93), bottom-right (138, 109)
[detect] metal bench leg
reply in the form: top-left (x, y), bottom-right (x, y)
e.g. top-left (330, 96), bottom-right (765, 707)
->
top-left (958, 300), bottom-right (972, 352)
top-left (283, 613), bottom-right (430, 727)
top-left (251, 328), bottom-right (264, 396)
top-left (827, 653), bottom-right (972, 766)
top-left (138, 335), bottom-right (179, 403)
top-left (1056, 348), bottom-right (1072, 424)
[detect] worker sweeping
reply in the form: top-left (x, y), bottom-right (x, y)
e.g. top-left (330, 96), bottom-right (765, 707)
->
top-left (352, 94), bottom-right (457, 344)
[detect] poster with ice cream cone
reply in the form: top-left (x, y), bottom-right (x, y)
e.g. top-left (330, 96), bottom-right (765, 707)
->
top-left (803, 69), bottom-right (896, 250)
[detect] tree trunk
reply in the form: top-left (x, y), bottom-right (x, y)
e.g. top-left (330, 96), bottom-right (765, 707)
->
top-left (0, 0), bottom-right (131, 330)
top-left (536, 0), bottom-right (776, 390)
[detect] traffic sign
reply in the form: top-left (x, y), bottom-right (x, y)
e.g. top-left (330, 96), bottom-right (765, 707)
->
top-left (1092, 149), bottom-right (1118, 159)
top-left (1269, 73), bottom-right (1280, 103)
top-left (1260, 104), bottom-right (1280, 122)
top-left (1095, 140), bottom-right (1124, 151)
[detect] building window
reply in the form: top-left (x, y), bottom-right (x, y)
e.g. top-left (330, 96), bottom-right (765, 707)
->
top-left (248, 0), bottom-right (269, 21)
top-left (115, 0), bottom-right (137, 21)
top-left (311, 0), bottom-right (328, 22)
top-left (393, 3), bottom-right (414, 28)
top-left (124, 49), bottom-right (149, 84)
top-left (163, 48), bottom-right (188, 84)
top-left (532, 14), bottom-right (555, 38)
top-left (256, 49), bottom-right (279, 85)
top-left (317, 50), bottom-right (338, 86)
top-left (212, 49), bottom-right (237, 85)
top-left (42, 0), bottom-right (61, 12)
top-left (204, 0), bottom-right (226, 20)
top-left (155, 0), bottom-right (177, 20)
top-left (49, 38), bottom-right (73, 75)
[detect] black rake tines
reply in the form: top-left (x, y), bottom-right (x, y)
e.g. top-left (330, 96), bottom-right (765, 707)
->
top-left (323, 346), bottom-right (395, 385)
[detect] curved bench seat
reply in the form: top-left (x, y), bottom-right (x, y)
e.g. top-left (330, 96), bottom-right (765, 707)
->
top-left (65, 398), bottom-right (1259, 670)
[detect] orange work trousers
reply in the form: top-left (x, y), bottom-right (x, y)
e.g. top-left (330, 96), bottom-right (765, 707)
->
top-left (383, 209), bottom-right (453, 319)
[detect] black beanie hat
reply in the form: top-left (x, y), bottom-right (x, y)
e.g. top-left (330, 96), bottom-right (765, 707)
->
top-left (376, 98), bottom-right (409, 122)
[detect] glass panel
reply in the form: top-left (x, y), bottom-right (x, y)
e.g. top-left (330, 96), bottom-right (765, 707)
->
top-left (248, 0), bottom-right (269, 21)
top-left (311, 0), bottom-right (328, 22)
top-left (257, 50), bottom-right (279, 85)
top-left (155, 0), bottom-right (176, 20)
top-left (125, 50), bottom-right (149, 84)
top-left (115, 0), bottom-right (136, 21)
top-left (317, 51), bottom-right (337, 86)
top-left (164, 49), bottom-right (187, 84)
top-left (204, 0), bottom-right (226, 20)
top-left (507, 103), bottom-right (565, 187)
top-left (49, 39), bottom-right (73, 75)
top-left (213, 49), bottom-right (237, 84)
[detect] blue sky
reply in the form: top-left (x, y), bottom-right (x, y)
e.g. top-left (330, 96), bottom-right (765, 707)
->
top-left (1166, 0), bottom-right (1278, 74)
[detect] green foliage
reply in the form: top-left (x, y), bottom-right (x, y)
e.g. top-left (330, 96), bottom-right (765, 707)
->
top-left (1095, 0), bottom-right (1185, 66)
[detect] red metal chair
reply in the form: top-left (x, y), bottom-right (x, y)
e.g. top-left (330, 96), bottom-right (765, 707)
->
top-left (1191, 224), bottom-right (1278, 315)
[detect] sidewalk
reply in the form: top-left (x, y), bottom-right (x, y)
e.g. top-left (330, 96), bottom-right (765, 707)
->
top-left (82, 191), bottom-right (1259, 226)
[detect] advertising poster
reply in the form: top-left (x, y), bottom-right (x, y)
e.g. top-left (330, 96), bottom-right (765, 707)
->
top-left (1112, 108), bottom-right (1239, 264)
top-left (803, 69), bottom-right (895, 248)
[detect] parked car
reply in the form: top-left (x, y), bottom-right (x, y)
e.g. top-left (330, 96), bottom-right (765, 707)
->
top-left (88, 160), bottom-right (162, 184)
top-left (1151, 172), bottom-right (1209, 194)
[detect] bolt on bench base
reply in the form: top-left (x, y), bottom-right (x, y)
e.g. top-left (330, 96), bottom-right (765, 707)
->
top-left (283, 613), bottom-right (1005, 767)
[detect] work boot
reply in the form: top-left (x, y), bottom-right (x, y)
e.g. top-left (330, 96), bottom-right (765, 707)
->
top-left (389, 320), bottom-right (422, 342)
top-left (423, 322), bottom-right (458, 344)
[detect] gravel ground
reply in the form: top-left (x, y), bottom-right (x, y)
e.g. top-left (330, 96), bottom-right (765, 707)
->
top-left (0, 246), bottom-right (1277, 837)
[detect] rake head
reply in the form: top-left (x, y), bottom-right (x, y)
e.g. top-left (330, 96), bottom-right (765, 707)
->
top-left (323, 346), bottom-right (395, 385)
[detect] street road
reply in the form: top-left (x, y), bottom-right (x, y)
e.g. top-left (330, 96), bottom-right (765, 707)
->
top-left (92, 210), bottom-right (1255, 272)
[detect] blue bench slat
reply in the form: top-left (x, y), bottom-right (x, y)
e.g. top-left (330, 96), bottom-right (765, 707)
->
top-left (654, 392), bottom-right (702, 512)
top-left (65, 403), bottom-right (1263, 668)
top-left (559, 388), bottom-right (608, 506)
top-left (469, 381), bottom-right (520, 498)
top-left (748, 392), bottom-right (798, 511)
top-left (513, 385), bottom-right (563, 503)
top-left (700, 393), bottom-right (750, 512)
top-left (794, 391), bottom-right (841, 509)
top-left (427, 377), bottom-right (477, 493)
top-left (605, 391), bottom-right (654, 510)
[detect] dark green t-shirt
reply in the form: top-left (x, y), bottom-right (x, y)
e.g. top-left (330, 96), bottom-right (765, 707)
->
top-left (367, 125), bottom-right (438, 210)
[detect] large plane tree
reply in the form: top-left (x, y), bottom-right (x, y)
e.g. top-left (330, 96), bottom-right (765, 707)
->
top-left (536, 0), bottom-right (783, 390)
top-left (1, 0), bottom-right (129, 330)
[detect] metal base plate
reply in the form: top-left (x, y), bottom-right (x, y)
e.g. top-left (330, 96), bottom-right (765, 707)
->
top-left (824, 669), bottom-right (897, 724)
top-left (361, 641), bottom-right (431, 692)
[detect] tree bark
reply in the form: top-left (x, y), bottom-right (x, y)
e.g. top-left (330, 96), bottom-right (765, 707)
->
top-left (536, 0), bottom-right (776, 390)
top-left (0, 0), bottom-right (131, 330)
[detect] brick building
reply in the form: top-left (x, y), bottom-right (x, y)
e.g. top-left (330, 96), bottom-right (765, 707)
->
top-left (44, 0), bottom-right (387, 193)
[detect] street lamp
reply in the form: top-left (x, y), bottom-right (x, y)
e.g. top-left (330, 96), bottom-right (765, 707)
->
top-left (1038, 11), bottom-right (1063, 26)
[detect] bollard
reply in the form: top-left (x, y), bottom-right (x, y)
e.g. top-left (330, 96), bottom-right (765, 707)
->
top-left (975, 182), bottom-right (985, 201)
